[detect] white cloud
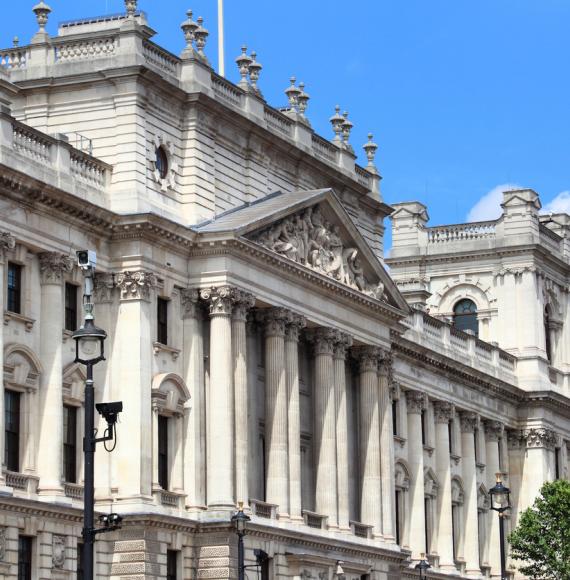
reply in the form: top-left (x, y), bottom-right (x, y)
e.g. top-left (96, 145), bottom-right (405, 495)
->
top-left (542, 191), bottom-right (570, 214)
top-left (466, 183), bottom-right (521, 222)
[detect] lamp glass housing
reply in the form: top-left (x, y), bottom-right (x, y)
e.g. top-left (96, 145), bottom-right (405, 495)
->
top-left (73, 317), bottom-right (107, 364)
top-left (231, 507), bottom-right (251, 534)
top-left (489, 473), bottom-right (511, 512)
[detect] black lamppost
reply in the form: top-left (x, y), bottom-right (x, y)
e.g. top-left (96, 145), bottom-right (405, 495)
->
top-left (73, 250), bottom-right (123, 580)
top-left (231, 502), bottom-right (251, 580)
top-left (415, 553), bottom-right (431, 579)
top-left (489, 472), bottom-right (511, 580)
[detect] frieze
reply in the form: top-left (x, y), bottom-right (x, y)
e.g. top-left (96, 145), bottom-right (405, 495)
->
top-left (39, 252), bottom-right (74, 284)
top-left (249, 203), bottom-right (386, 301)
top-left (116, 271), bottom-right (157, 301)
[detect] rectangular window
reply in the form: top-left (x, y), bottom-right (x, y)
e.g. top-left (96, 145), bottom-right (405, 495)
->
top-left (452, 505), bottom-right (459, 561)
top-left (474, 429), bottom-right (480, 463)
top-left (166, 549), bottom-right (178, 580)
top-left (65, 283), bottom-right (79, 331)
top-left (260, 433), bottom-right (267, 502)
top-left (555, 448), bottom-right (561, 480)
top-left (421, 409), bottom-right (427, 445)
top-left (261, 555), bottom-right (271, 580)
top-left (158, 415), bottom-right (169, 489)
top-left (395, 489), bottom-right (402, 544)
top-left (424, 497), bottom-right (431, 555)
top-left (63, 405), bottom-right (77, 483)
top-left (392, 399), bottom-right (398, 436)
top-left (18, 536), bottom-right (33, 580)
top-left (448, 420), bottom-right (454, 454)
top-left (77, 543), bottom-right (84, 580)
top-left (7, 262), bottom-right (22, 314)
top-left (5, 390), bottom-right (20, 472)
top-left (157, 297), bottom-right (169, 345)
top-left (498, 437), bottom-right (504, 470)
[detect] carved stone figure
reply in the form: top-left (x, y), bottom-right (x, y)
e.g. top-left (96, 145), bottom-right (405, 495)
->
top-left (251, 203), bottom-right (387, 301)
top-left (52, 535), bottom-right (65, 569)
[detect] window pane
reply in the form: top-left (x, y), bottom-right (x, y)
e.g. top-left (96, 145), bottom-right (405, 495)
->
top-left (7, 262), bottom-right (22, 314)
top-left (63, 405), bottom-right (77, 483)
top-left (392, 399), bottom-right (398, 436)
top-left (158, 415), bottom-right (169, 489)
top-left (18, 536), bottom-right (32, 580)
top-left (167, 550), bottom-right (178, 580)
top-left (5, 390), bottom-right (20, 472)
top-left (157, 298), bottom-right (168, 345)
top-left (65, 283), bottom-right (79, 331)
top-left (77, 543), bottom-right (84, 580)
top-left (453, 299), bottom-right (478, 336)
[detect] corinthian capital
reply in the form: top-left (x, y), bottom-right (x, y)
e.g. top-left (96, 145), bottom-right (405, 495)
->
top-left (433, 401), bottom-right (455, 424)
top-left (483, 420), bottom-right (504, 441)
top-left (0, 231), bottom-right (16, 255)
top-left (307, 327), bottom-right (336, 356)
top-left (116, 270), bottom-right (157, 301)
top-left (200, 286), bottom-right (234, 317)
top-left (231, 289), bottom-right (256, 322)
top-left (285, 313), bottom-right (307, 343)
top-left (352, 345), bottom-right (381, 373)
top-left (521, 427), bottom-right (558, 450)
top-left (378, 348), bottom-right (393, 378)
top-left (258, 307), bottom-right (290, 337)
top-left (333, 331), bottom-right (353, 360)
top-left (459, 411), bottom-right (479, 433)
top-left (405, 390), bottom-right (426, 414)
top-left (93, 272), bottom-right (115, 304)
top-left (39, 252), bottom-right (74, 284)
top-left (181, 288), bottom-right (201, 319)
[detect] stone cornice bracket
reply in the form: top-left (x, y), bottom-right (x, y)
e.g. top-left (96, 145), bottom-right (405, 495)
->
top-left (200, 286), bottom-right (234, 317)
top-left (181, 288), bottom-right (201, 319)
top-left (257, 307), bottom-right (291, 338)
top-left (352, 345), bottom-right (381, 373)
top-left (231, 289), bottom-right (256, 322)
top-left (521, 427), bottom-right (558, 450)
top-left (93, 272), bottom-right (115, 304)
top-left (38, 252), bottom-right (74, 285)
top-left (333, 331), bottom-right (353, 360)
top-left (483, 420), bottom-right (504, 441)
top-left (405, 390), bottom-right (426, 414)
top-left (0, 231), bottom-right (16, 257)
top-left (116, 270), bottom-right (157, 301)
top-left (433, 401), bottom-right (455, 424)
top-left (285, 313), bottom-right (307, 343)
top-left (307, 327), bottom-right (337, 356)
top-left (459, 411), bottom-right (479, 433)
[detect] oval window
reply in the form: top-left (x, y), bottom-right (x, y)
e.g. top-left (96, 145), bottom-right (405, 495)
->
top-left (155, 146), bottom-right (168, 179)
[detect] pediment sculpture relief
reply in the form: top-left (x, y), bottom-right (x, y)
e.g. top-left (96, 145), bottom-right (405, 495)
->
top-left (250, 204), bottom-right (386, 300)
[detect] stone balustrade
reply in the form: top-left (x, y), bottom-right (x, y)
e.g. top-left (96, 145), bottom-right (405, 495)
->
top-left (405, 310), bottom-right (517, 379)
top-left (427, 221), bottom-right (496, 243)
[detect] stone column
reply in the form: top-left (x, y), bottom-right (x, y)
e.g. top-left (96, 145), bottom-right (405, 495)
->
top-left (406, 390), bottom-right (427, 560)
top-left (460, 411), bottom-right (481, 576)
top-left (0, 232), bottom-right (15, 485)
top-left (434, 401), bottom-right (456, 571)
top-left (334, 331), bottom-right (353, 531)
top-left (311, 328), bottom-right (338, 526)
top-left (181, 289), bottom-right (205, 509)
top-left (355, 346), bottom-right (382, 535)
top-left (115, 271), bottom-right (156, 499)
top-left (484, 420), bottom-right (504, 579)
top-left (262, 307), bottom-right (290, 516)
top-left (37, 252), bottom-right (73, 496)
top-left (232, 290), bottom-right (255, 507)
top-left (379, 350), bottom-right (396, 542)
top-left (200, 286), bottom-right (235, 509)
top-left (286, 313), bottom-right (306, 522)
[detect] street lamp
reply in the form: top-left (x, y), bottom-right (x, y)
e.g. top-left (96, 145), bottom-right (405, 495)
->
top-left (489, 472), bottom-right (511, 580)
top-left (73, 250), bottom-right (122, 580)
top-left (231, 502), bottom-right (250, 580)
top-left (415, 553), bottom-right (431, 579)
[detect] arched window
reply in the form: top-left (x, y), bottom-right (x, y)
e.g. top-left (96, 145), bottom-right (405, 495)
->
top-left (155, 146), bottom-right (169, 179)
top-left (544, 305), bottom-right (552, 362)
top-left (453, 299), bottom-right (479, 336)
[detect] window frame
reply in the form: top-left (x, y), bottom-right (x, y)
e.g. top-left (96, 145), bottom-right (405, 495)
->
top-left (158, 414), bottom-right (169, 490)
top-left (166, 549), bottom-right (178, 580)
top-left (18, 535), bottom-right (33, 580)
top-left (453, 298), bottom-right (479, 336)
top-left (157, 297), bottom-right (169, 345)
top-left (5, 389), bottom-right (21, 472)
top-left (7, 261), bottom-right (22, 314)
top-left (65, 282), bottom-right (79, 332)
top-left (63, 404), bottom-right (78, 483)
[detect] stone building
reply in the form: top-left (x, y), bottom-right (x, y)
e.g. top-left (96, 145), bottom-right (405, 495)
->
top-left (0, 2), bottom-right (568, 579)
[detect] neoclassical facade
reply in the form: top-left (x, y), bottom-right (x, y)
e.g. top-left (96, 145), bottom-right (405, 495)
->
top-left (0, 2), bottom-right (568, 579)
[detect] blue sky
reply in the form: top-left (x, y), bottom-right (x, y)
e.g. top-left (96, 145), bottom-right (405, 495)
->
top-left (2, 1), bottom-right (569, 231)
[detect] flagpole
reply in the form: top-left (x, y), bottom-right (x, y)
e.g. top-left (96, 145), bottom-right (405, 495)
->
top-left (218, 0), bottom-right (225, 76)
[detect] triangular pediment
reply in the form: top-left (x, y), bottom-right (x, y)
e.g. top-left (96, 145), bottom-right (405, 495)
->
top-left (196, 189), bottom-right (409, 312)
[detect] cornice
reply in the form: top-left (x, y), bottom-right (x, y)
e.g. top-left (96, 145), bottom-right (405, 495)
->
top-left (522, 390), bottom-right (570, 418)
top-left (0, 497), bottom-right (83, 523)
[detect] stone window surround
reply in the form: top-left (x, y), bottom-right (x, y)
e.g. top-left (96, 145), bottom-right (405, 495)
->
top-left (3, 245), bottom-right (34, 331)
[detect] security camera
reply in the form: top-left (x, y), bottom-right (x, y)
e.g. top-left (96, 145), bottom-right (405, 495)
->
top-left (76, 250), bottom-right (97, 270)
top-left (99, 512), bottom-right (123, 529)
top-left (96, 401), bottom-right (123, 425)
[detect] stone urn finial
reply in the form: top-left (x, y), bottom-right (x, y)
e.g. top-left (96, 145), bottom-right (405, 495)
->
top-left (125, 0), bottom-right (138, 17)
top-left (194, 16), bottom-right (209, 61)
top-left (341, 111), bottom-right (353, 146)
top-left (297, 82), bottom-right (310, 116)
top-left (181, 10), bottom-right (199, 53)
top-left (235, 45), bottom-right (252, 87)
top-left (363, 133), bottom-right (378, 167)
top-left (32, 1), bottom-right (52, 32)
top-left (248, 51), bottom-right (262, 95)
top-left (329, 105), bottom-right (344, 143)
top-left (284, 76), bottom-right (301, 110)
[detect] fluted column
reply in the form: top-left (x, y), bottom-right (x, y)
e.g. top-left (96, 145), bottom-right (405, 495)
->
top-left (201, 286), bottom-right (235, 508)
top-left (484, 420), bottom-right (504, 579)
top-left (37, 252), bottom-right (74, 496)
top-left (406, 390), bottom-right (427, 560)
top-left (181, 289), bottom-right (205, 509)
top-left (379, 350), bottom-right (396, 542)
top-left (460, 411), bottom-right (482, 576)
top-left (310, 328), bottom-right (338, 526)
top-left (334, 332), bottom-right (353, 531)
top-left (434, 401), bottom-right (456, 571)
top-left (262, 307), bottom-right (290, 516)
top-left (286, 313), bottom-right (306, 522)
top-left (0, 232), bottom-right (15, 485)
top-left (355, 346), bottom-right (382, 535)
top-left (232, 290), bottom-right (256, 507)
